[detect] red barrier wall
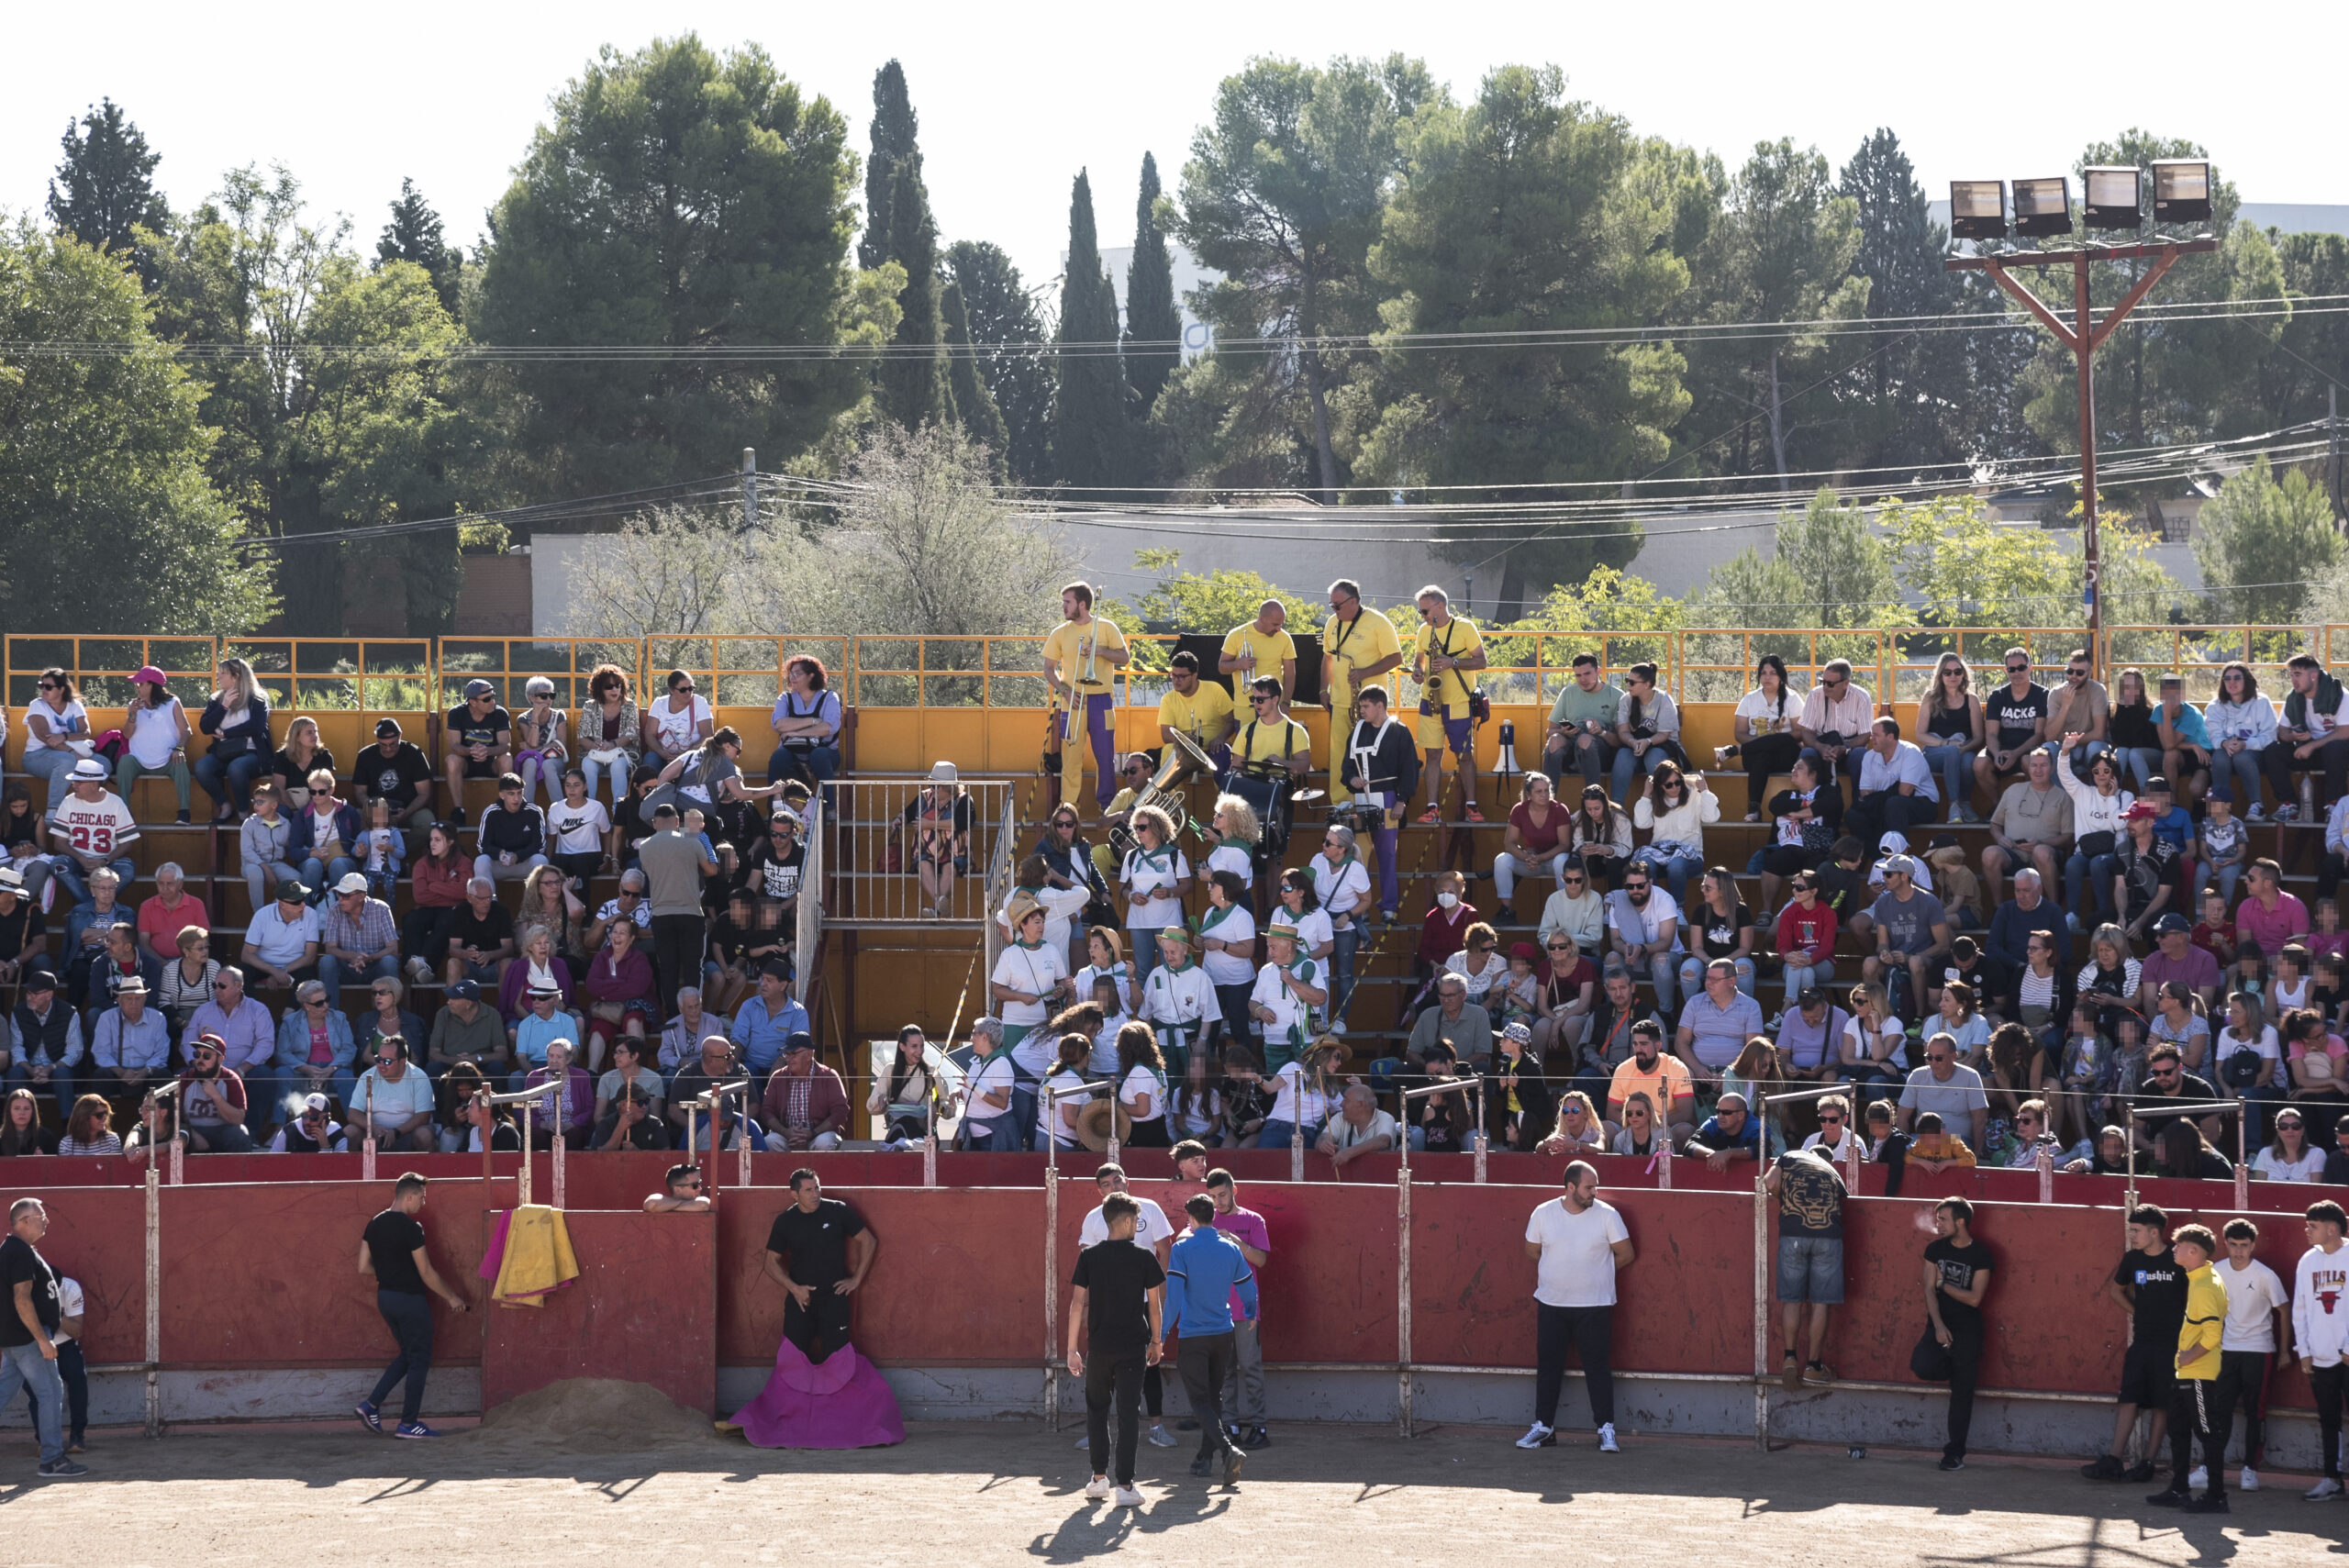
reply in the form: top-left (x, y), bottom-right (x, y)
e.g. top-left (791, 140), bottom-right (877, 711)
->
top-left (481, 1210), bottom-right (716, 1415)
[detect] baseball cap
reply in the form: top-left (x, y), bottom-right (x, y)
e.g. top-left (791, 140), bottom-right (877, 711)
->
top-left (1501, 1021), bottom-right (1532, 1043)
top-left (783, 1030), bottom-right (816, 1056)
top-left (1881, 853), bottom-right (1918, 878)
top-left (463, 678), bottom-right (495, 699)
top-left (2123, 802), bottom-right (2157, 820)
top-left (2147, 774), bottom-right (2173, 794)
top-left (334, 872), bottom-right (370, 895)
top-left (23, 971), bottom-right (56, 992)
top-left (130, 664), bottom-right (168, 686)
top-left (446, 979), bottom-right (482, 1001)
top-left (375, 717), bottom-right (403, 738)
top-left (301, 1093), bottom-right (331, 1115)
top-left (2207, 782), bottom-right (2234, 802)
top-left (2154, 912), bottom-right (2190, 934)
top-left (274, 877), bottom-right (310, 903)
top-left (1796, 986), bottom-right (1827, 1009)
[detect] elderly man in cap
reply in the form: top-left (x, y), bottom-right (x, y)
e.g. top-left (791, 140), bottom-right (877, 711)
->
top-left (266, 976), bottom-right (357, 1117)
top-left (510, 980), bottom-right (579, 1089)
top-left (1862, 853), bottom-right (1953, 1021)
top-left (441, 678), bottom-right (514, 827)
top-left (241, 878), bottom-right (322, 995)
top-left (349, 1032), bottom-right (435, 1151)
top-left (90, 973), bottom-right (168, 1109)
top-left (668, 1033), bottom-right (740, 1138)
top-left (427, 977), bottom-right (507, 1078)
top-left (351, 717), bottom-right (437, 837)
top-left (1140, 923), bottom-right (1217, 1071)
top-left (1248, 918), bottom-right (1326, 1073)
top-left (319, 872), bottom-right (400, 1002)
top-left (732, 960), bottom-right (810, 1078)
top-left (45, 758), bottom-right (139, 911)
top-left (763, 1032), bottom-right (849, 1151)
top-left (8, 971), bottom-right (85, 1119)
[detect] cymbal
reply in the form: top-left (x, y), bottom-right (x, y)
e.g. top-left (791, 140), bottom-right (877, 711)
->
top-left (1289, 788), bottom-right (1327, 804)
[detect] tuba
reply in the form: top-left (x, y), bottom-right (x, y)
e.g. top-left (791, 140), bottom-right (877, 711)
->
top-left (1108, 728), bottom-right (1216, 862)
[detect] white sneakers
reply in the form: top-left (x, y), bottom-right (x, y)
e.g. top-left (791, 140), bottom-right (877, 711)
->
top-left (2188, 1465), bottom-right (2208, 1491)
top-left (1112, 1485), bottom-right (1144, 1507)
top-left (2241, 1466), bottom-right (2259, 1492)
top-left (1598, 1423), bottom-right (1620, 1453)
top-left (1145, 1424), bottom-right (1178, 1449)
top-left (1085, 1475), bottom-right (1110, 1501)
top-left (2307, 1476), bottom-right (2343, 1501)
top-left (1515, 1421), bottom-right (1556, 1450)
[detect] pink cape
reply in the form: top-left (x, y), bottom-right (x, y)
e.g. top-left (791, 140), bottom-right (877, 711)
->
top-left (733, 1335), bottom-right (905, 1450)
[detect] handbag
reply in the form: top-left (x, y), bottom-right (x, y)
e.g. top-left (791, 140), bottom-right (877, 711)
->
top-left (2076, 828), bottom-right (2117, 859)
top-left (1909, 1324), bottom-right (1954, 1383)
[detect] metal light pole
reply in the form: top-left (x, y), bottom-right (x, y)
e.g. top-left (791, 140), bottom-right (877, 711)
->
top-left (1945, 237), bottom-right (2217, 672)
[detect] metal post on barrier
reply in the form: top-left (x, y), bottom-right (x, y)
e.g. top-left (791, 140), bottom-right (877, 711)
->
top-left (2037, 1140), bottom-right (2054, 1205)
top-left (1753, 1085), bottom-right (1770, 1451)
top-left (2235, 1101), bottom-right (2250, 1210)
top-left (1397, 1162), bottom-right (1414, 1438)
top-left (1044, 1143), bottom-right (1062, 1429)
top-left (922, 1103), bottom-right (938, 1189)
top-left (169, 1127), bottom-right (184, 1187)
top-left (552, 1105), bottom-right (567, 1209)
top-left (361, 1102), bottom-right (376, 1184)
top-left (1474, 1081), bottom-right (1487, 1183)
top-left (1291, 1112), bottom-right (1306, 1184)
top-left (518, 1102), bottom-right (535, 1207)
top-left (143, 1157), bottom-right (160, 1438)
top-left (1657, 1137), bottom-right (1672, 1189)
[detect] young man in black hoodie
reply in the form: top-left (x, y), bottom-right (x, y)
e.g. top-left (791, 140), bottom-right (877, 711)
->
top-left (471, 773), bottom-right (547, 887)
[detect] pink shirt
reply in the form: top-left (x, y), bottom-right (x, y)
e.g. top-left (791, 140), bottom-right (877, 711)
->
top-left (1213, 1206), bottom-right (1271, 1319)
top-left (2238, 892), bottom-right (2311, 957)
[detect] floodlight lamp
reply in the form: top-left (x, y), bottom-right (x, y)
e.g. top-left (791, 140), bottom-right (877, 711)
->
top-left (2083, 167), bottom-right (2143, 231)
top-left (1949, 181), bottom-right (2006, 240)
top-left (2152, 160), bottom-right (2212, 225)
top-left (2012, 177), bottom-right (2072, 239)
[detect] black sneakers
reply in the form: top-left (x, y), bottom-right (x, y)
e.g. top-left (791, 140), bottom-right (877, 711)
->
top-left (2182, 1493), bottom-right (2230, 1515)
top-left (2082, 1454), bottom-right (2125, 1480)
top-left (2147, 1487), bottom-right (2188, 1507)
top-left (39, 1459), bottom-right (89, 1478)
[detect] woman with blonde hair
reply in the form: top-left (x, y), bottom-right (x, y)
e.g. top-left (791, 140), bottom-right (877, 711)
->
top-left (1207, 794), bottom-right (1261, 892)
top-left (1118, 803), bottom-right (1191, 983)
top-left (267, 714), bottom-right (334, 813)
top-left (195, 655), bottom-right (272, 822)
top-left (1916, 652), bottom-right (1984, 821)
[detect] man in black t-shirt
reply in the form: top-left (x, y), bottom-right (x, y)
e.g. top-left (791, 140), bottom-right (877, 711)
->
top-left (351, 719), bottom-right (437, 834)
top-left (0, 1197), bottom-right (81, 1475)
top-left (1067, 1192), bottom-right (1165, 1503)
top-left (440, 880), bottom-right (518, 988)
top-left (763, 1168), bottom-right (874, 1362)
top-left (2084, 1205), bottom-right (2187, 1483)
top-left (1977, 653), bottom-right (2051, 792)
top-left (442, 680), bottom-right (516, 824)
top-left (1767, 1149), bottom-right (1847, 1388)
top-left (355, 1173), bottom-right (470, 1440)
top-left (1924, 1197), bottom-right (1995, 1470)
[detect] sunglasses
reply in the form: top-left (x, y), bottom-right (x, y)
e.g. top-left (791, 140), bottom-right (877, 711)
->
top-left (1250, 695), bottom-right (1277, 705)
top-left (302, 1113), bottom-right (326, 1124)
top-left (194, 1051), bottom-right (220, 1062)
top-left (212, 981), bottom-right (235, 991)
top-left (37, 682), bottom-right (57, 691)
top-left (1563, 874), bottom-right (1586, 884)
top-left (1546, 943), bottom-right (1572, 952)
top-left (2007, 662), bottom-right (2029, 673)
top-left (1819, 1114), bottom-right (1843, 1126)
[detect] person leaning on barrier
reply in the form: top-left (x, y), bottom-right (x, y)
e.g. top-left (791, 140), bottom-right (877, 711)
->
top-left (350, 1035), bottom-right (436, 1152)
top-left (1316, 1083), bottom-right (1397, 1171)
top-left (1767, 1144), bottom-right (1848, 1390)
top-left (1922, 1197), bottom-right (1994, 1471)
top-left (645, 1162), bottom-right (712, 1213)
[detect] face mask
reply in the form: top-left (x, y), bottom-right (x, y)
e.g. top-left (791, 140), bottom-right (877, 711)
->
top-left (1436, 892), bottom-right (1458, 909)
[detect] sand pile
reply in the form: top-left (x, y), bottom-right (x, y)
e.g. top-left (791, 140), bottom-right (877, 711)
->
top-left (466, 1378), bottom-right (720, 1454)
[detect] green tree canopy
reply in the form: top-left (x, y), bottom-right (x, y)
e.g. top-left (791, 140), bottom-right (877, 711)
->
top-left (47, 98), bottom-right (168, 256)
top-left (860, 60), bottom-right (918, 272)
top-left (1364, 64), bottom-right (1694, 617)
top-left (1691, 488), bottom-right (1896, 629)
top-left (876, 152), bottom-right (954, 429)
top-left (1124, 151), bottom-right (1183, 415)
top-left (0, 221), bottom-right (269, 634)
top-left (2192, 456), bottom-right (2343, 624)
top-left (1052, 169), bottom-right (1130, 492)
top-left (946, 240), bottom-right (1053, 485)
top-left (941, 279), bottom-right (1008, 467)
top-left (473, 35), bottom-right (863, 497)
top-left (376, 177), bottom-right (461, 315)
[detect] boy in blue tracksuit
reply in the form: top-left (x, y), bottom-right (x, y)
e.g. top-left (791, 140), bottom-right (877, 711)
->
top-left (1165, 1194), bottom-right (1258, 1485)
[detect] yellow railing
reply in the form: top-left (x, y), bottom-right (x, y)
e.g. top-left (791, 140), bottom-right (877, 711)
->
top-left (7, 626), bottom-right (2340, 715)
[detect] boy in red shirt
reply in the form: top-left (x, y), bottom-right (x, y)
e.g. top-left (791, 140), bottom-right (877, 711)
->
top-left (2189, 887), bottom-right (2235, 962)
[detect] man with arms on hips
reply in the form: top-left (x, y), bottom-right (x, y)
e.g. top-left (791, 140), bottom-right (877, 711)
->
top-left (1320, 579), bottom-right (1403, 803)
top-left (1041, 582), bottom-right (1130, 814)
top-left (1206, 1168), bottom-right (1271, 1451)
top-left (1518, 1160), bottom-right (1632, 1452)
top-left (2294, 1200), bottom-right (2349, 1499)
top-left (1, 1198), bottom-right (85, 1476)
top-left (1410, 585), bottom-right (1487, 824)
top-left (1163, 1194), bottom-right (1257, 1485)
top-left (763, 1169), bottom-right (876, 1363)
top-left (1068, 1192), bottom-right (1164, 1509)
top-left (1341, 684), bottom-right (1416, 922)
top-left (353, 1173), bottom-right (470, 1440)
top-left (1767, 1144), bottom-right (1848, 1390)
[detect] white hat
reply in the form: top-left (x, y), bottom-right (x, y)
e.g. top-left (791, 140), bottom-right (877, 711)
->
top-left (69, 758), bottom-right (109, 782)
top-left (334, 872), bottom-right (371, 895)
top-left (928, 760), bottom-right (959, 784)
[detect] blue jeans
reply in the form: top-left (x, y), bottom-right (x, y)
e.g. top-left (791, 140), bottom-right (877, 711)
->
top-left (1609, 743), bottom-right (1673, 803)
top-left (1621, 950), bottom-right (1677, 1015)
top-left (1926, 745), bottom-right (1973, 810)
top-left (300, 856), bottom-right (360, 903)
top-left (368, 1288), bottom-right (438, 1426)
top-left (2065, 850), bottom-right (2119, 922)
top-left (1780, 959), bottom-right (1827, 1005)
top-left (2116, 746), bottom-right (2165, 792)
top-left (767, 743), bottom-right (841, 787)
top-left (195, 749), bottom-right (263, 814)
top-left (1635, 846), bottom-right (1706, 906)
top-left (580, 753), bottom-right (631, 811)
top-left (49, 857), bottom-right (134, 910)
top-left (1257, 1118), bottom-right (1320, 1150)
top-left (319, 951), bottom-right (399, 1000)
top-left (19, 746), bottom-right (83, 809)
top-left (1330, 925), bottom-right (1362, 1024)
top-left (2211, 748), bottom-right (2265, 813)
top-left (24, 1338), bottom-right (85, 1448)
top-left (0, 1340), bottom-right (67, 1464)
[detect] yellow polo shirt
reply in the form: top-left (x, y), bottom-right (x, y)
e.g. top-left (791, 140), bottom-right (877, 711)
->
top-left (1042, 617), bottom-right (1128, 696)
top-left (1320, 606), bottom-right (1402, 701)
top-left (1413, 616), bottom-right (1485, 717)
top-left (1158, 680), bottom-right (1237, 750)
top-left (1221, 621), bottom-right (1297, 690)
top-left (1234, 716), bottom-right (1310, 778)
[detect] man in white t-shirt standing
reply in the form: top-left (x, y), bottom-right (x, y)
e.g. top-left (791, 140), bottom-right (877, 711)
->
top-left (1518, 1160), bottom-right (1633, 1453)
top-left (2203, 1218), bottom-right (2289, 1494)
top-left (1077, 1164), bottom-right (1180, 1451)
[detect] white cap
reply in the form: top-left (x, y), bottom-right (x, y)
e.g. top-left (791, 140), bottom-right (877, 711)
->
top-left (335, 872), bottom-right (371, 895)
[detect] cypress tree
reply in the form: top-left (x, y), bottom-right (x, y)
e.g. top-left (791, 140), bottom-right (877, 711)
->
top-left (947, 240), bottom-right (1055, 486)
top-left (877, 154), bottom-right (954, 429)
top-left (860, 61), bottom-right (918, 271)
top-left (1124, 151), bottom-right (1183, 413)
top-left (942, 279), bottom-right (1009, 465)
top-left (46, 98), bottom-right (168, 254)
top-left (1052, 169), bottom-right (1130, 492)
top-left (376, 178), bottom-right (462, 314)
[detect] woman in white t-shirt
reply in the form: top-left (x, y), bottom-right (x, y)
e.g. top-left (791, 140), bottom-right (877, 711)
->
top-left (1206, 795), bottom-right (1260, 892)
top-left (1197, 868), bottom-right (1259, 1048)
top-left (1723, 654), bottom-right (1802, 823)
top-left (1259, 1037), bottom-right (1344, 1149)
top-left (1308, 826), bottom-right (1374, 1029)
top-left (1119, 807), bottom-right (1192, 983)
top-left (1840, 984), bottom-right (1907, 1097)
top-left (2253, 1109), bottom-right (2327, 1181)
top-left (1442, 922), bottom-right (1510, 1008)
top-left (988, 903), bottom-right (1072, 1068)
top-left (961, 1024), bottom-right (1022, 1151)
top-left (641, 669), bottom-right (714, 765)
top-left (1072, 927), bottom-right (1140, 1023)
top-left (1169, 1047), bottom-right (1222, 1144)
top-left (20, 666), bottom-right (92, 809)
top-left (546, 767), bottom-right (616, 892)
top-left (2213, 992), bottom-right (2285, 1094)
top-left (117, 666), bottom-right (194, 822)
top-left (1119, 1029), bottom-right (1172, 1147)
top-left (1038, 1033), bottom-right (1092, 1152)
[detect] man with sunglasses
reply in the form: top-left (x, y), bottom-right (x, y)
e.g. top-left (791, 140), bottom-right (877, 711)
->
top-left (1799, 1093), bottom-right (1864, 1162)
top-left (2129, 1043), bottom-right (2224, 1159)
top-left (440, 679), bottom-right (513, 828)
top-left (1158, 651), bottom-right (1237, 777)
top-left (272, 1091), bottom-right (344, 1153)
top-left (1410, 585), bottom-right (1487, 824)
top-left (643, 1162), bottom-right (712, 1213)
top-left (1090, 755), bottom-right (1157, 888)
top-left (1976, 649), bottom-right (2052, 801)
top-left (180, 965), bottom-right (273, 1106)
top-left (1604, 867), bottom-right (1682, 1013)
top-left (1538, 859), bottom-right (1605, 962)
top-left (172, 1031), bottom-right (258, 1152)
top-left (351, 1034), bottom-right (436, 1151)
top-left (1230, 678), bottom-right (1310, 857)
top-left (2045, 650), bottom-right (2111, 776)
top-left (1897, 1033), bottom-right (1990, 1153)
top-left (1794, 659), bottom-right (1876, 801)
top-left (1320, 579), bottom-right (1402, 804)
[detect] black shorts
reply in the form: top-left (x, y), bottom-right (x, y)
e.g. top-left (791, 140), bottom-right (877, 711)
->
top-left (461, 754), bottom-right (505, 780)
top-left (2119, 1340), bottom-right (2176, 1407)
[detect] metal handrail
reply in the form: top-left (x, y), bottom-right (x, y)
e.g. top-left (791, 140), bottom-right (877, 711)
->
top-left (1042, 1078), bottom-right (1120, 1173)
top-left (1397, 1079), bottom-right (1487, 1182)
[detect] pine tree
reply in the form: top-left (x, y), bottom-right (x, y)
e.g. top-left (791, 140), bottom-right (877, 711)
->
top-left (876, 154), bottom-right (954, 429)
top-left (1052, 169), bottom-right (1129, 492)
top-left (942, 279), bottom-right (1008, 465)
top-left (46, 98), bottom-right (168, 254)
top-left (860, 61), bottom-right (918, 272)
top-left (1124, 151), bottom-right (1183, 413)
top-left (376, 178), bottom-right (462, 315)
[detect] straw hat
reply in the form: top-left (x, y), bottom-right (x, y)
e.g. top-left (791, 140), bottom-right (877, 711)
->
top-left (1075, 1096), bottom-right (1134, 1152)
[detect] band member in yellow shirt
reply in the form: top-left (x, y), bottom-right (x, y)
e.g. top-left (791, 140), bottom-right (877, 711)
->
top-left (1041, 582), bottom-right (1130, 812)
top-left (1411, 585), bottom-right (1487, 823)
top-left (1230, 677), bottom-right (1311, 860)
top-left (1320, 578), bottom-right (1402, 805)
top-left (1220, 600), bottom-right (1297, 712)
top-left (1156, 651), bottom-right (1237, 775)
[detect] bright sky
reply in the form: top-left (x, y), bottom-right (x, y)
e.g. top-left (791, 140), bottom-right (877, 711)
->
top-left (7, 0), bottom-right (2343, 304)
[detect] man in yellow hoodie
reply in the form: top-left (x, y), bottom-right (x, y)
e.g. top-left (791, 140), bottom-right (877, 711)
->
top-left (2150, 1223), bottom-right (2231, 1515)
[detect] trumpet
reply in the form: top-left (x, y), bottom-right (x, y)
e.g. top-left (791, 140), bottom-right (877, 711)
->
top-left (1107, 728), bottom-right (1218, 862)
